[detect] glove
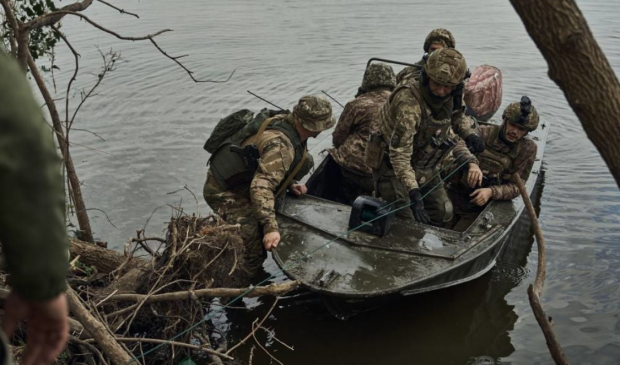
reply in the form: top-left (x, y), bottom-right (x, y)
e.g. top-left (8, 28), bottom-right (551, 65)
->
top-left (408, 189), bottom-right (431, 224)
top-left (465, 134), bottom-right (485, 154)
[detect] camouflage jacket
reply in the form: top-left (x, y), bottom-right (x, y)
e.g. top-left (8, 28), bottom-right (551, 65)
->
top-left (246, 127), bottom-right (300, 234)
top-left (0, 50), bottom-right (68, 301)
top-left (395, 59), bottom-right (425, 86)
top-left (329, 89), bottom-right (391, 175)
top-left (378, 84), bottom-right (477, 191)
top-left (478, 124), bottom-right (537, 200)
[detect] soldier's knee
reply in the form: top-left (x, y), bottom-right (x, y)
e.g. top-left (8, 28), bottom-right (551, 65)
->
top-left (442, 200), bottom-right (454, 223)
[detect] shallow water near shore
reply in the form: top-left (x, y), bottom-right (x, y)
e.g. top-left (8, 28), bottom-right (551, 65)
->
top-left (48, 0), bottom-right (620, 363)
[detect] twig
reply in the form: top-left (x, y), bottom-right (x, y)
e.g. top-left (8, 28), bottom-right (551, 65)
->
top-left (96, 0), bottom-right (140, 18)
top-left (113, 338), bottom-right (234, 360)
top-left (71, 128), bottom-right (106, 141)
top-left (84, 208), bottom-right (119, 229)
top-left (252, 320), bottom-right (283, 365)
top-left (249, 345), bottom-right (255, 365)
top-left (148, 37), bottom-right (236, 83)
top-left (259, 326), bottom-right (294, 351)
top-left (107, 281), bottom-right (300, 304)
top-left (70, 337), bottom-right (109, 365)
top-left (51, 25), bottom-right (80, 141)
top-left (95, 289), bottom-right (118, 307)
top-left (0, 0), bottom-right (18, 57)
top-left (226, 298), bottom-right (280, 355)
top-left (514, 173), bottom-right (569, 365)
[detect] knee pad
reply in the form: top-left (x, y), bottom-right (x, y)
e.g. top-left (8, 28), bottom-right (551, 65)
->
top-left (442, 200), bottom-right (454, 223)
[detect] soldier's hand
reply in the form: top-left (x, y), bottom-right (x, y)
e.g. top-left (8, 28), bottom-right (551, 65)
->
top-left (2, 291), bottom-right (69, 365)
top-left (470, 188), bottom-right (493, 206)
top-left (290, 183), bottom-right (308, 196)
top-left (467, 163), bottom-right (483, 188)
top-left (465, 134), bottom-right (485, 154)
top-left (263, 231), bottom-right (281, 251)
top-left (408, 189), bottom-right (431, 224)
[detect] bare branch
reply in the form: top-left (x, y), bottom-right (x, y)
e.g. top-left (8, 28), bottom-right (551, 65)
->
top-left (96, 0), bottom-right (139, 19)
top-left (85, 208), bottom-right (119, 229)
top-left (226, 298), bottom-right (280, 355)
top-left (148, 37), bottom-right (236, 83)
top-left (114, 338), bottom-right (233, 360)
top-left (0, 0), bottom-right (19, 56)
top-left (72, 128), bottom-right (106, 141)
top-left (24, 0), bottom-right (95, 30)
top-left (51, 25), bottom-right (80, 136)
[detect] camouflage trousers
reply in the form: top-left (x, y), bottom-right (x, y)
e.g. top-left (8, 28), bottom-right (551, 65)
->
top-left (446, 184), bottom-right (485, 232)
top-left (339, 166), bottom-right (374, 205)
top-left (203, 171), bottom-right (266, 276)
top-left (372, 163), bottom-right (453, 227)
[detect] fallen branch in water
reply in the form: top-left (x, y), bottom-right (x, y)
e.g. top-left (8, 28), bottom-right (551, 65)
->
top-left (514, 173), bottom-right (569, 365)
top-left (105, 280), bottom-right (300, 303)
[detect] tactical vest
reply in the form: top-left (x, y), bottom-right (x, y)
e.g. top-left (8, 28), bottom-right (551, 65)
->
top-left (209, 114), bottom-right (306, 196)
top-left (384, 85), bottom-right (457, 172)
top-left (477, 124), bottom-right (522, 182)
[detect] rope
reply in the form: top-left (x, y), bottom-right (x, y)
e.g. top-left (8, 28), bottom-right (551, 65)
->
top-left (128, 154), bottom-right (476, 364)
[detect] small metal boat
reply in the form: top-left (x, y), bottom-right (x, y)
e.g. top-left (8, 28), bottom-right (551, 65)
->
top-left (272, 120), bottom-right (548, 301)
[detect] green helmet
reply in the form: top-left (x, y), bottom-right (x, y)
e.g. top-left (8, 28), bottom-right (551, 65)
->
top-left (423, 28), bottom-right (455, 52)
top-left (424, 48), bottom-right (467, 86)
top-left (502, 96), bottom-right (539, 132)
top-left (361, 63), bottom-right (396, 91)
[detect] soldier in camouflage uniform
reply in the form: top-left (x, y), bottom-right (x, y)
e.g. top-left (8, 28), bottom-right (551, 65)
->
top-left (366, 48), bottom-right (484, 227)
top-left (396, 28), bottom-right (456, 86)
top-left (446, 96), bottom-right (540, 231)
top-left (329, 63), bottom-right (396, 203)
top-left (203, 95), bottom-right (335, 275)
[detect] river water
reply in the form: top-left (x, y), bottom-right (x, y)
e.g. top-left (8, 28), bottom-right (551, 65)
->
top-left (45, 0), bottom-right (620, 363)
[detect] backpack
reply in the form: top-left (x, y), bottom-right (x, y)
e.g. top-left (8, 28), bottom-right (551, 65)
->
top-left (203, 108), bottom-right (287, 154)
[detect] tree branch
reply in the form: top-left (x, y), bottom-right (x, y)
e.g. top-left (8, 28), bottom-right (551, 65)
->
top-left (0, 0), bottom-right (19, 56)
top-left (51, 25), bottom-right (80, 139)
top-left (113, 338), bottom-right (233, 360)
top-left (24, 0), bottom-right (95, 30)
top-left (96, 0), bottom-right (139, 19)
top-left (106, 280), bottom-right (300, 303)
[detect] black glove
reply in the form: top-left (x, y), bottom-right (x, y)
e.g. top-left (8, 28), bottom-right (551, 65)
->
top-left (408, 189), bottom-right (431, 224)
top-left (465, 134), bottom-right (485, 154)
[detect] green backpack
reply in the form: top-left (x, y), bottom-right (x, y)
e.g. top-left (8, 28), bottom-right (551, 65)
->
top-left (203, 108), bottom-right (287, 154)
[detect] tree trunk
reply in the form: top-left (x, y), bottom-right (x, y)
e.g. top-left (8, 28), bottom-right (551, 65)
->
top-left (510, 0), bottom-right (620, 189)
top-left (27, 54), bottom-right (95, 243)
top-left (70, 238), bottom-right (148, 274)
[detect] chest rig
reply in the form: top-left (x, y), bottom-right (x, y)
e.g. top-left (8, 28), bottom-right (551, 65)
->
top-left (406, 86), bottom-right (458, 171)
top-left (477, 125), bottom-right (521, 183)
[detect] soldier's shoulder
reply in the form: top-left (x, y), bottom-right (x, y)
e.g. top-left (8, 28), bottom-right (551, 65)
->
top-left (519, 136), bottom-right (538, 154)
top-left (391, 85), bottom-right (422, 106)
top-left (258, 130), bottom-right (294, 150)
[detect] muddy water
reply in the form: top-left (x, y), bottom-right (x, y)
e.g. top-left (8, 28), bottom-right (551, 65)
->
top-left (48, 0), bottom-right (620, 363)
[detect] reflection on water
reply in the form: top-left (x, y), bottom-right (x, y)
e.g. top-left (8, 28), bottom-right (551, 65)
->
top-left (46, 0), bottom-right (620, 363)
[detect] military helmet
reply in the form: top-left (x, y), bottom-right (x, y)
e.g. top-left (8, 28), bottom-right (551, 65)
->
top-left (502, 96), bottom-right (539, 132)
top-left (424, 48), bottom-right (468, 86)
top-left (361, 63), bottom-right (396, 91)
top-left (423, 28), bottom-right (456, 52)
top-left (293, 95), bottom-right (336, 132)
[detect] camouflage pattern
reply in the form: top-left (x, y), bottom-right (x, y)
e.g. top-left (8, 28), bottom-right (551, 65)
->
top-left (204, 125), bottom-right (307, 275)
top-left (293, 95), bottom-right (336, 132)
top-left (361, 63), bottom-right (396, 91)
top-left (423, 28), bottom-right (456, 52)
top-left (330, 89), bottom-right (391, 175)
top-left (425, 48), bottom-right (468, 86)
top-left (502, 96), bottom-right (540, 131)
top-left (376, 84), bottom-right (477, 192)
top-left (395, 59), bottom-right (425, 87)
top-left (447, 123), bottom-right (538, 230)
top-left (371, 83), bottom-right (478, 226)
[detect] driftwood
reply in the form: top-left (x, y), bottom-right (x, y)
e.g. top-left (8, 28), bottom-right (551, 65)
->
top-left (70, 238), bottom-right (148, 274)
top-left (514, 174), bottom-right (569, 364)
top-left (66, 288), bottom-right (134, 365)
top-left (106, 280), bottom-right (300, 303)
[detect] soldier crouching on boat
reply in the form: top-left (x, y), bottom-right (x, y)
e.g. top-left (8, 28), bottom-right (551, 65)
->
top-left (203, 95), bottom-right (335, 276)
top-left (396, 28), bottom-right (456, 87)
top-left (328, 63), bottom-right (396, 203)
top-left (365, 48), bottom-right (484, 227)
top-left (446, 96), bottom-right (539, 232)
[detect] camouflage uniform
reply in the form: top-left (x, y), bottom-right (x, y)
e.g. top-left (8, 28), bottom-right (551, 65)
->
top-left (368, 49), bottom-right (478, 226)
top-left (204, 96), bottom-right (335, 275)
top-left (329, 63), bottom-right (395, 200)
top-left (447, 99), bottom-right (539, 231)
top-left (396, 28), bottom-right (456, 87)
